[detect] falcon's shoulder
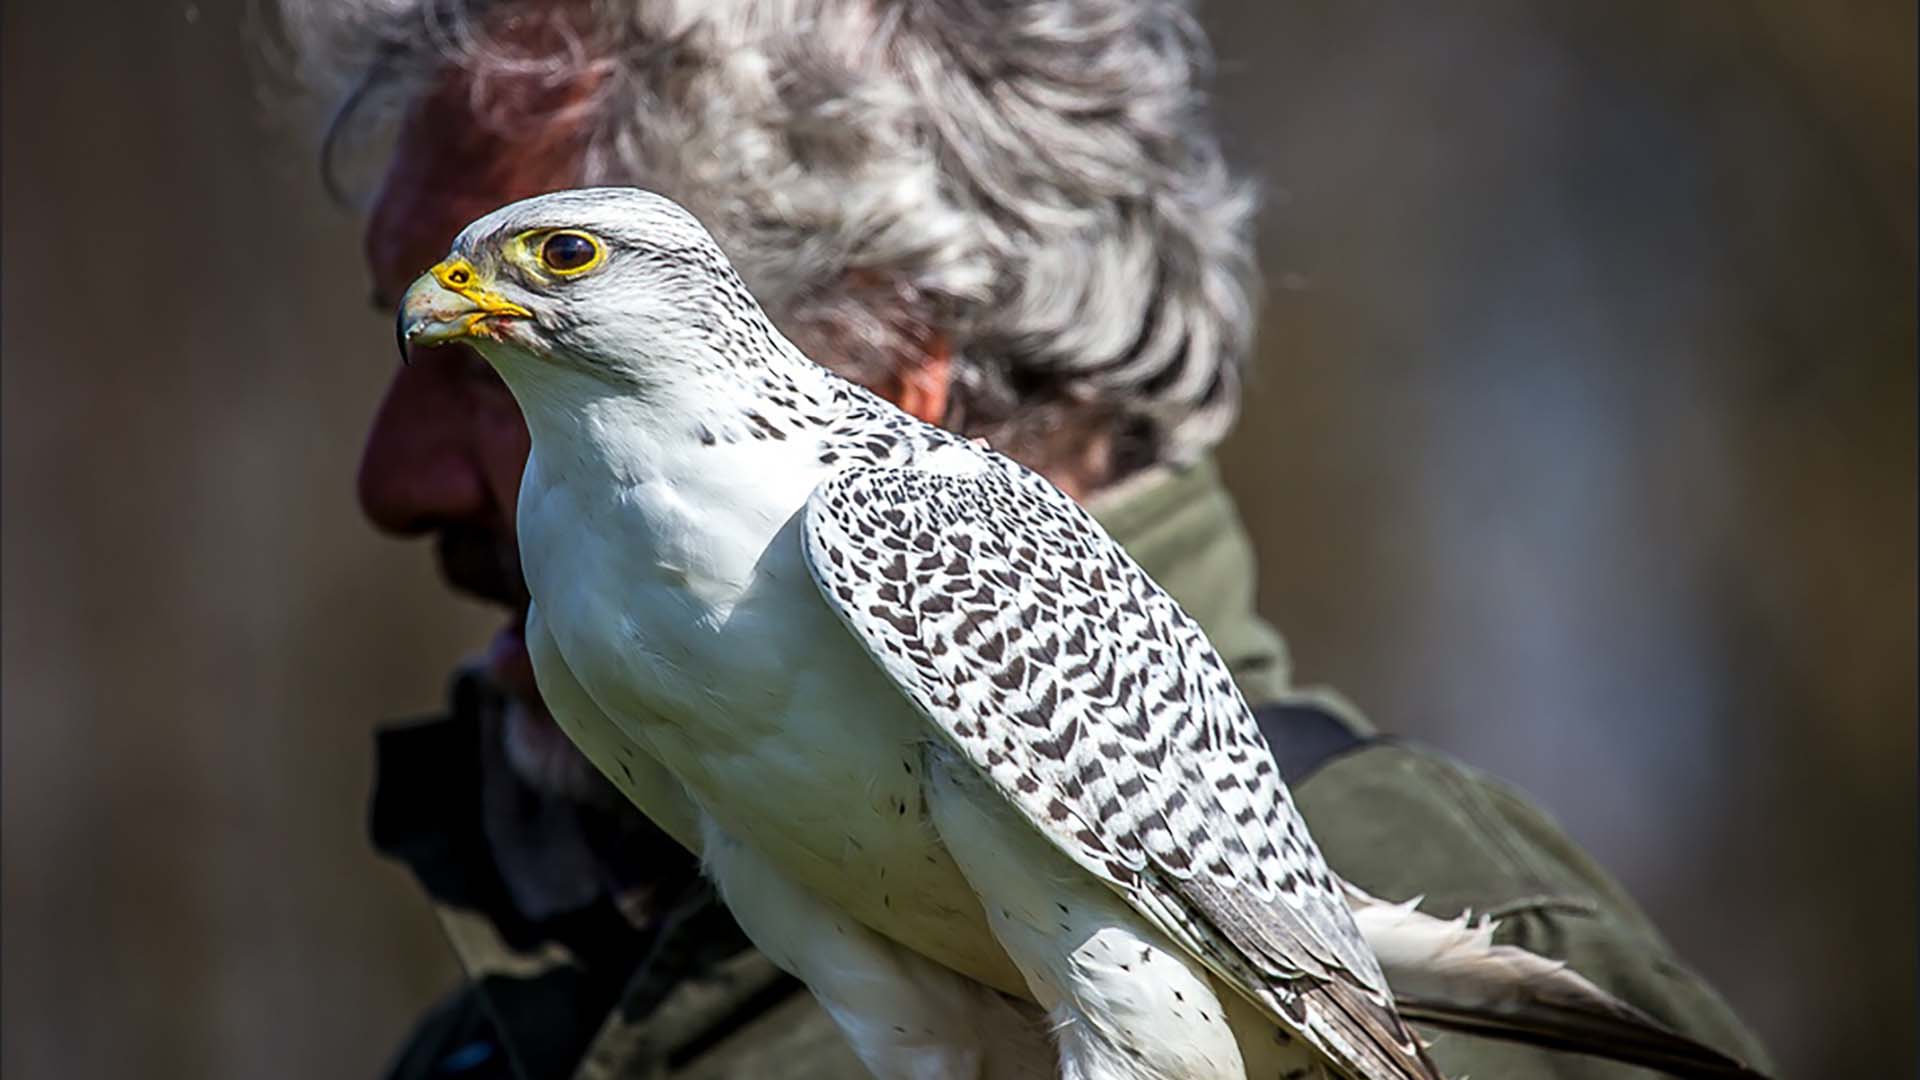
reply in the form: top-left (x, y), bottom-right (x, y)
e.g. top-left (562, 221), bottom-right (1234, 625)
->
top-left (799, 447), bottom-right (1433, 1079)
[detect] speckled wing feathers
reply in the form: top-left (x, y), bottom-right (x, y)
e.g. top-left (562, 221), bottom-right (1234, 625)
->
top-left (801, 452), bottom-right (1436, 1080)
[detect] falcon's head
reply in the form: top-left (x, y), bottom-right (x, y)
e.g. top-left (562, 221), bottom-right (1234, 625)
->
top-left (399, 188), bottom-right (760, 386)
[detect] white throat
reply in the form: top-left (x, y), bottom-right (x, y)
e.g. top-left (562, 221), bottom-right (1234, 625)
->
top-left (481, 334), bottom-right (839, 492)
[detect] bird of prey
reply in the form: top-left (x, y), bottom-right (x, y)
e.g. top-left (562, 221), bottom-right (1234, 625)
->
top-left (397, 188), bottom-right (1765, 1080)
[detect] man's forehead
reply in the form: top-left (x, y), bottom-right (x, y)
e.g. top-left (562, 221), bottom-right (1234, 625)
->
top-left (363, 58), bottom-right (605, 298)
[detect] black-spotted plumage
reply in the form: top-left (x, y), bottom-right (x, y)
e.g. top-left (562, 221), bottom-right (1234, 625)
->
top-left (803, 438), bottom-right (1437, 1080)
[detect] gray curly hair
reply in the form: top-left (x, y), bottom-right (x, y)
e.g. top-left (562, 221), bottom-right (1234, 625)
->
top-left (284, 0), bottom-right (1257, 481)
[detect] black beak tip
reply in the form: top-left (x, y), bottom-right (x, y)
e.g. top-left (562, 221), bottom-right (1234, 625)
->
top-left (395, 311), bottom-right (412, 366)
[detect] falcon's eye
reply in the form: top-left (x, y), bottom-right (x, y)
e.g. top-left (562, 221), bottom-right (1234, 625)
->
top-left (540, 232), bottom-right (601, 275)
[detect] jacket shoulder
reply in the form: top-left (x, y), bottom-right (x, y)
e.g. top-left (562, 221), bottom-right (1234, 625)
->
top-left (1294, 742), bottom-right (1772, 1077)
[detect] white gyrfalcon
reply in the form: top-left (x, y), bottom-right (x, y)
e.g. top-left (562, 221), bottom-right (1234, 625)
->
top-left (395, 188), bottom-right (1762, 1080)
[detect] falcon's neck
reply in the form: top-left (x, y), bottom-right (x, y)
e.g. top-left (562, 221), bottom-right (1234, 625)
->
top-left (486, 335), bottom-right (853, 494)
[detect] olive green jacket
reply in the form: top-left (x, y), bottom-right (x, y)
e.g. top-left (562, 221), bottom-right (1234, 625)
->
top-left (374, 462), bottom-right (1768, 1080)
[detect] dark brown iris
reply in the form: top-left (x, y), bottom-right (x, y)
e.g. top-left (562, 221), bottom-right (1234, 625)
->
top-left (541, 232), bottom-right (598, 272)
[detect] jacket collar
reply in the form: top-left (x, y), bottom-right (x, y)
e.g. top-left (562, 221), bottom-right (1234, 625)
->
top-left (1088, 457), bottom-right (1295, 710)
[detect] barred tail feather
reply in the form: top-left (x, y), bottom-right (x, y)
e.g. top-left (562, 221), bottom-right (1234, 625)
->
top-left (1299, 980), bottom-right (1444, 1080)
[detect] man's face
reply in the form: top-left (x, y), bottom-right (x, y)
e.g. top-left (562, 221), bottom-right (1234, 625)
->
top-left (360, 72), bottom-right (601, 793)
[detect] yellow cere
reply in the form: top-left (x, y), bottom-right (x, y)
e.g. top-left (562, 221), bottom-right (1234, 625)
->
top-left (430, 257), bottom-right (479, 292)
top-left (428, 257), bottom-right (533, 335)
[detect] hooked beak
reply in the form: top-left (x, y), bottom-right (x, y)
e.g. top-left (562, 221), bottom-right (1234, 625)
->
top-left (396, 257), bottom-right (534, 362)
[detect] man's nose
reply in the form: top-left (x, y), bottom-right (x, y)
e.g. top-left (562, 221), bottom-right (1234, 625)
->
top-left (357, 345), bottom-right (502, 536)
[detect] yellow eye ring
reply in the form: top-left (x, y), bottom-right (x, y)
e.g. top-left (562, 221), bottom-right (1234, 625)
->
top-left (537, 231), bottom-right (604, 276)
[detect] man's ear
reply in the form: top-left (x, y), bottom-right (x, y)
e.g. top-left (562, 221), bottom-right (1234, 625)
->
top-left (887, 335), bottom-right (953, 426)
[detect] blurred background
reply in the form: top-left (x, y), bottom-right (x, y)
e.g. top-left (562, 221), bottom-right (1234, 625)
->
top-left (2, 1), bottom-right (1911, 1077)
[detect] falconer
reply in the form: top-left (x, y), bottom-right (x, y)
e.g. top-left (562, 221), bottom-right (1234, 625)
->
top-left (281, 2), bottom-right (1771, 1078)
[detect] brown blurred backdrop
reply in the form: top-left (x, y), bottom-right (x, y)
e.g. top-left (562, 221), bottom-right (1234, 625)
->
top-left (2, 2), bottom-right (1911, 1078)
